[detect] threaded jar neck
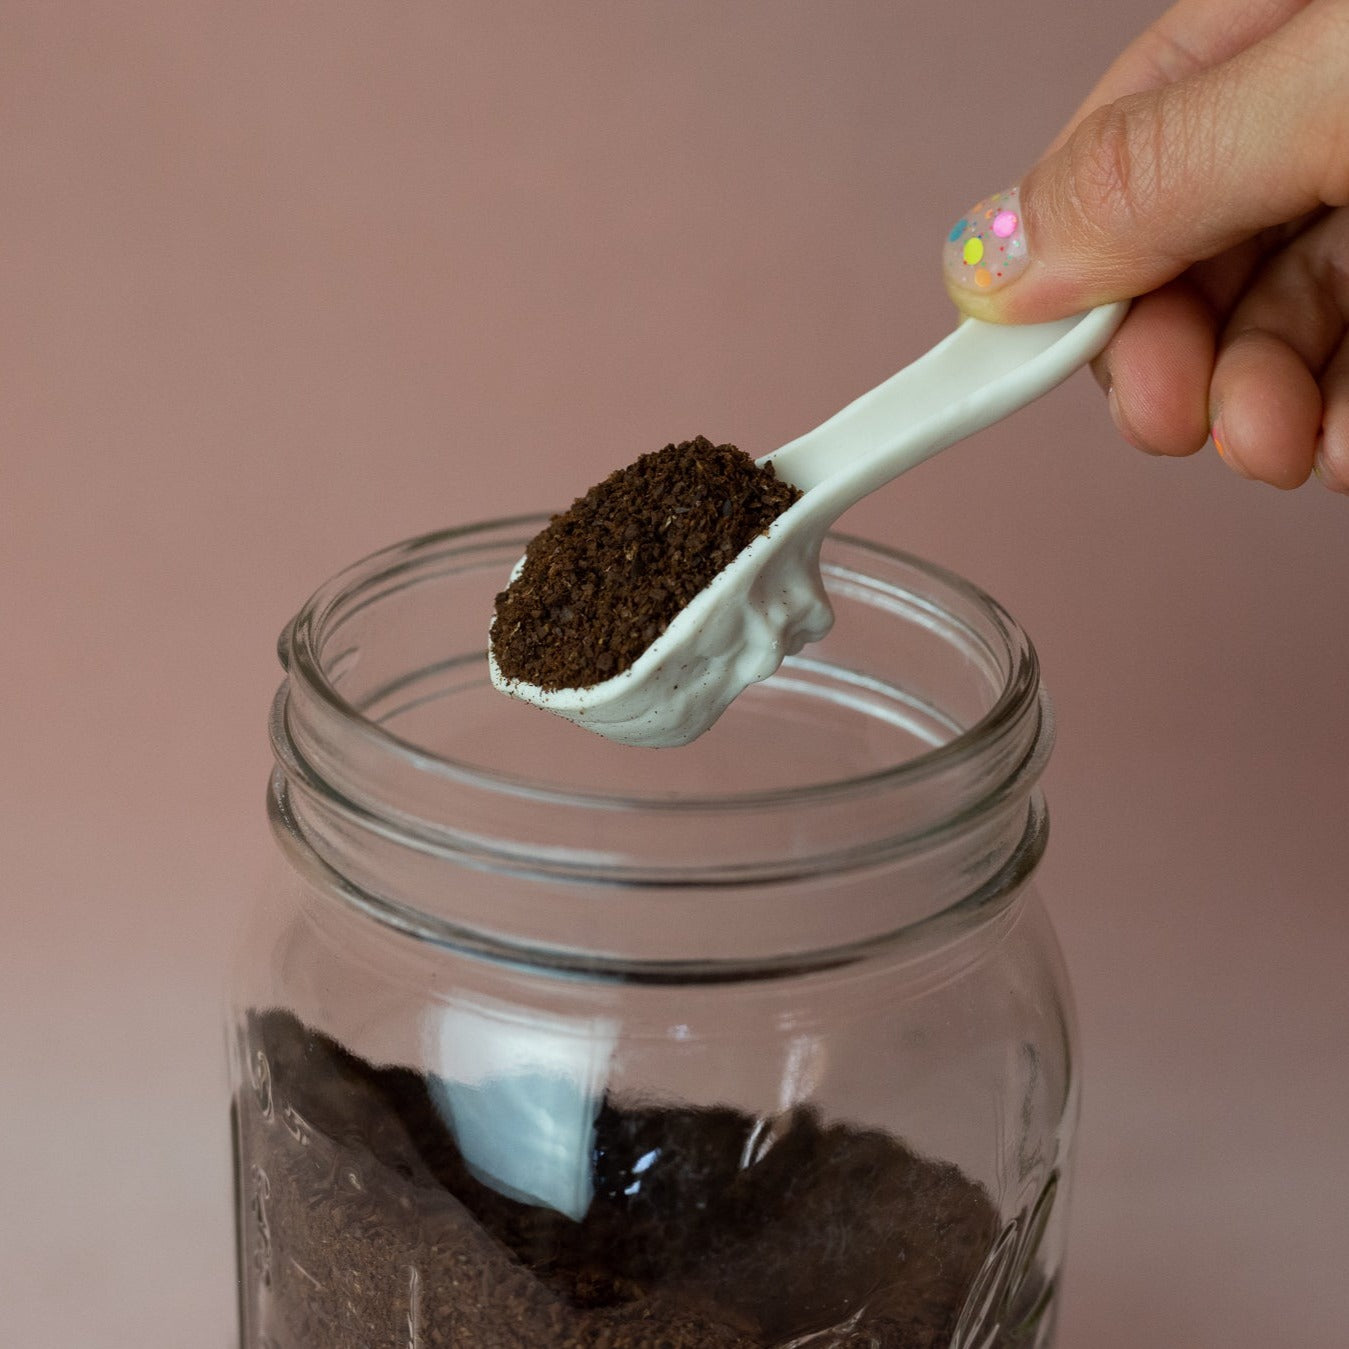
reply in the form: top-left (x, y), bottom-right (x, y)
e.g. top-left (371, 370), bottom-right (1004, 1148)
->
top-left (269, 519), bottom-right (1053, 977)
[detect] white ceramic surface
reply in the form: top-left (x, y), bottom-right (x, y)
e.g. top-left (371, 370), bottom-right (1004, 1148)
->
top-left (492, 305), bottom-right (1127, 746)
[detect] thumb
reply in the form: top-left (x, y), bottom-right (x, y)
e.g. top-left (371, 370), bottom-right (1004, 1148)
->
top-left (942, 5), bottom-right (1349, 323)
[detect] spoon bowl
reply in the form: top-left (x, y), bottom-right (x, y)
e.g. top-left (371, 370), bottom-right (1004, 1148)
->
top-left (489, 303), bottom-right (1127, 747)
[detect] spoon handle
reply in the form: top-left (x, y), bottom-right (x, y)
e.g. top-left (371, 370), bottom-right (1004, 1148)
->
top-left (763, 302), bottom-right (1128, 513)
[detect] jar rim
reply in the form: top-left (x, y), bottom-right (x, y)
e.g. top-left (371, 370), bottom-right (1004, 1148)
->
top-left (281, 515), bottom-right (1043, 814)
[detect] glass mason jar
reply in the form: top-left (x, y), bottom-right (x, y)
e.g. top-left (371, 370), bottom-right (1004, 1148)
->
top-left (230, 518), bottom-right (1076, 1349)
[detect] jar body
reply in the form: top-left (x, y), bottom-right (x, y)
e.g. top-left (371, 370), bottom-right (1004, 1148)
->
top-left (231, 522), bottom-right (1077, 1349)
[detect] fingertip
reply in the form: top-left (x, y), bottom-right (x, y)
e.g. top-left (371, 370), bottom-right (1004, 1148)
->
top-left (941, 279), bottom-right (1009, 325)
top-left (1088, 351), bottom-right (1112, 397)
top-left (1211, 421), bottom-right (1251, 479)
top-left (1210, 331), bottom-right (1322, 489)
top-left (1315, 419), bottom-right (1349, 496)
top-left (1103, 282), bottom-right (1216, 457)
top-left (1314, 337), bottom-right (1349, 496)
top-left (1312, 439), bottom-right (1349, 495)
top-left (941, 182), bottom-right (1102, 324)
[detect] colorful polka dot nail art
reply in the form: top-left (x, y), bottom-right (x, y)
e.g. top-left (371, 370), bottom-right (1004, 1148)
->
top-left (943, 187), bottom-right (1028, 294)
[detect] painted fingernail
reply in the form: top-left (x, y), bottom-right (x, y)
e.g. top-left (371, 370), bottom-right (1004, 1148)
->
top-left (1106, 385), bottom-right (1149, 454)
top-left (1106, 385), bottom-right (1122, 428)
top-left (1212, 420), bottom-right (1251, 479)
top-left (943, 187), bottom-right (1029, 295)
top-left (1313, 437), bottom-right (1349, 494)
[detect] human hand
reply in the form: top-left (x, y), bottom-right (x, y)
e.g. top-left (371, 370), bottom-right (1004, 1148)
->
top-left (941, 0), bottom-right (1349, 492)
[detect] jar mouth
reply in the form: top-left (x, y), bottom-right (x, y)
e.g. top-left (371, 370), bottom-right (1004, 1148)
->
top-left (279, 515), bottom-right (1044, 815)
top-left (271, 518), bottom-right (1053, 966)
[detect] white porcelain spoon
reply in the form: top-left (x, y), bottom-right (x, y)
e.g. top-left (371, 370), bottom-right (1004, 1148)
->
top-left (490, 302), bottom-right (1127, 747)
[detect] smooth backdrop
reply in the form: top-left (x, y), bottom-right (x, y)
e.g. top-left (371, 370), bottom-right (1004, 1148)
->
top-left (2, 3), bottom-right (1346, 1346)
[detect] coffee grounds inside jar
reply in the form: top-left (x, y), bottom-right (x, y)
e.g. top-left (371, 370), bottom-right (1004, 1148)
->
top-left (491, 437), bottom-right (802, 691)
top-left (235, 1010), bottom-right (1029, 1348)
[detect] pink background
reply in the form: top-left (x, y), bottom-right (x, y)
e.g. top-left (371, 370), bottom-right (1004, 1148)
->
top-left (3, 2), bottom-right (1346, 1344)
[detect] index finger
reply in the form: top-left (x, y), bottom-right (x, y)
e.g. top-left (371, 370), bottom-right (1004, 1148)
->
top-left (1045, 0), bottom-right (1315, 153)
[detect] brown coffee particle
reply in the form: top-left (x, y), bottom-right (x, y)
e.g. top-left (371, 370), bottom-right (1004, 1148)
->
top-left (491, 437), bottom-right (801, 691)
top-left (234, 1010), bottom-right (1041, 1348)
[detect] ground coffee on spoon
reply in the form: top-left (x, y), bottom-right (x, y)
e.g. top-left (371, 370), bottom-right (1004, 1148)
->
top-left (491, 436), bottom-right (801, 691)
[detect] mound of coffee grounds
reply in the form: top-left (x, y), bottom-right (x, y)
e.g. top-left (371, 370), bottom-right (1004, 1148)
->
top-left (235, 1010), bottom-right (1020, 1348)
top-left (491, 437), bottom-right (801, 691)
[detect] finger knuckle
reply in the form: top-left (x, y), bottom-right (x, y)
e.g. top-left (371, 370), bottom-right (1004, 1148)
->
top-left (1066, 102), bottom-right (1150, 233)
